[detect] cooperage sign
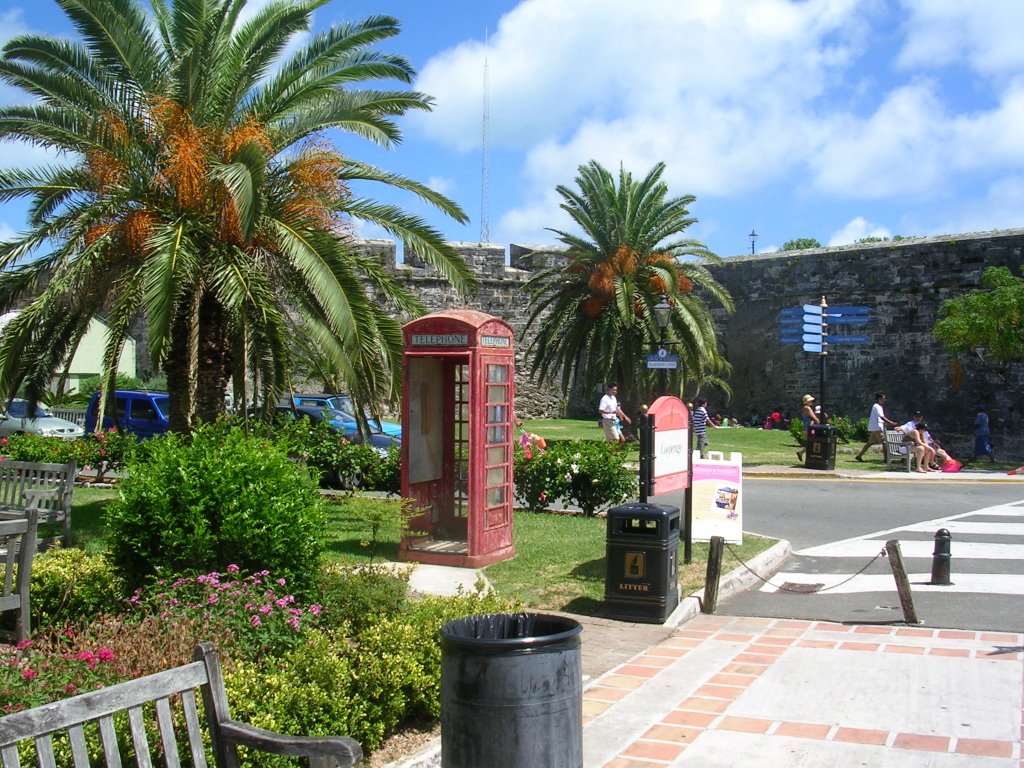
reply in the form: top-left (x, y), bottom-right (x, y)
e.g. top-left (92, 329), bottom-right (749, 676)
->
top-left (648, 396), bottom-right (690, 494)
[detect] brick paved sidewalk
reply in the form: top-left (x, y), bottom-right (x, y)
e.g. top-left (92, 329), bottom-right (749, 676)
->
top-left (583, 614), bottom-right (1023, 767)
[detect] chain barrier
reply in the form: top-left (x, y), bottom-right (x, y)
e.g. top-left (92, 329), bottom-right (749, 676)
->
top-left (723, 543), bottom-right (889, 594)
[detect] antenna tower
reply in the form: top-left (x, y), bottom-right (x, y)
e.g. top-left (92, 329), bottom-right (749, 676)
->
top-left (480, 36), bottom-right (490, 243)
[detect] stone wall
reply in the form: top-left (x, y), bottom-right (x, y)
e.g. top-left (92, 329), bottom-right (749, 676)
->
top-left (123, 229), bottom-right (1024, 455)
top-left (703, 229), bottom-right (1024, 456)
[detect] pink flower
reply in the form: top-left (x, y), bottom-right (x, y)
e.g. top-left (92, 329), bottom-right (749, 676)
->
top-left (259, 604), bottom-right (272, 615)
top-left (277, 578), bottom-right (286, 586)
top-left (308, 604), bottom-right (322, 616)
top-left (227, 564), bottom-right (240, 573)
top-left (97, 648), bottom-right (115, 663)
top-left (250, 615), bottom-right (262, 627)
top-left (208, 594), bottom-right (219, 605)
top-left (21, 668), bottom-right (37, 680)
top-left (15, 640), bottom-right (31, 650)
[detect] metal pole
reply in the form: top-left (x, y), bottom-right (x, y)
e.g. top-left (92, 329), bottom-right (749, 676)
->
top-left (658, 326), bottom-right (667, 396)
top-left (684, 409), bottom-right (693, 564)
top-left (819, 295), bottom-right (827, 419)
top-left (929, 528), bottom-right (952, 585)
top-left (638, 407), bottom-right (651, 503)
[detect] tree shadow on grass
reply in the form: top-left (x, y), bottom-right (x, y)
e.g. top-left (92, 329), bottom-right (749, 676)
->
top-left (558, 557), bottom-right (609, 617)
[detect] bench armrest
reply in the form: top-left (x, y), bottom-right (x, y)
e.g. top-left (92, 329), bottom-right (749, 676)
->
top-left (218, 721), bottom-right (363, 766)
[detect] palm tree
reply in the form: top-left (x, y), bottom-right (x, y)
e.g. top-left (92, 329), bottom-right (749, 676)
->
top-left (0, 0), bottom-right (474, 432)
top-left (524, 160), bottom-right (733, 416)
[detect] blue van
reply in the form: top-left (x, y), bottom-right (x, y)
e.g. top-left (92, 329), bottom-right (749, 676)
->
top-left (84, 390), bottom-right (171, 439)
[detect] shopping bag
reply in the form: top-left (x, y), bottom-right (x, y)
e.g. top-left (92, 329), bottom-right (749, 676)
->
top-left (941, 459), bottom-right (963, 473)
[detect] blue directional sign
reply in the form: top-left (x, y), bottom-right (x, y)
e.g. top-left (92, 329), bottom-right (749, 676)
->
top-left (829, 306), bottom-right (870, 316)
top-left (778, 308), bottom-right (804, 320)
top-left (803, 343), bottom-right (823, 353)
top-left (827, 315), bottom-right (870, 326)
top-left (802, 323), bottom-right (824, 334)
top-left (803, 304), bottom-right (823, 315)
top-left (828, 335), bottom-right (870, 345)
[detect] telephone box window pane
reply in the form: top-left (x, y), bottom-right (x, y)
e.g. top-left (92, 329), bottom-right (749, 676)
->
top-left (487, 486), bottom-right (506, 506)
top-left (487, 425), bottom-right (506, 444)
top-left (487, 365), bottom-right (508, 383)
top-left (486, 466), bottom-right (506, 487)
top-left (486, 404), bottom-right (507, 424)
top-left (487, 385), bottom-right (507, 404)
top-left (487, 445), bottom-right (506, 465)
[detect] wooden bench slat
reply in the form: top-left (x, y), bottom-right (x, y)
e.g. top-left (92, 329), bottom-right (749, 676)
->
top-left (154, 697), bottom-right (181, 768)
top-left (68, 724), bottom-right (90, 768)
top-left (98, 715), bottom-right (123, 768)
top-left (1, 744), bottom-right (21, 768)
top-left (181, 690), bottom-right (209, 768)
top-left (0, 460), bottom-right (76, 548)
top-left (127, 707), bottom-right (153, 768)
top-left (34, 734), bottom-right (56, 768)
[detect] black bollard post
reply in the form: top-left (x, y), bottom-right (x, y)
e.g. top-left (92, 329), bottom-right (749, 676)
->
top-left (929, 528), bottom-right (953, 586)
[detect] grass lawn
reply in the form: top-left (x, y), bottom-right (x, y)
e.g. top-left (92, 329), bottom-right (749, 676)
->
top-left (67, 490), bottom-right (776, 616)
top-left (484, 511), bottom-right (776, 614)
top-left (519, 417), bottom-right (1020, 472)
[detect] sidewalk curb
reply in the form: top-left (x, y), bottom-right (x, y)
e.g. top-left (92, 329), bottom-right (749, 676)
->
top-left (384, 537), bottom-right (793, 768)
top-left (663, 536), bottom-right (793, 628)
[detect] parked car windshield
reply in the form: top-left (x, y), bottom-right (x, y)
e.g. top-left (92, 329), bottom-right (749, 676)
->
top-left (6, 400), bottom-right (49, 418)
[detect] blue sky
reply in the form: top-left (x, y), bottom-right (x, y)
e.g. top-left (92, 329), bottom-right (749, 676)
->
top-left (1, 0), bottom-right (1023, 258)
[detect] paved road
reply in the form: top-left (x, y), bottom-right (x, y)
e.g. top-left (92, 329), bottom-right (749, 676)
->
top-left (719, 479), bottom-right (1024, 633)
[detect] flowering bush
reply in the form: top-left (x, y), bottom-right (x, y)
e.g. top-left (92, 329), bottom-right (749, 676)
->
top-left (1, 428), bottom-right (137, 480)
top-left (131, 566), bottom-right (321, 659)
top-left (514, 439), bottom-right (635, 516)
top-left (1, 639), bottom-right (124, 714)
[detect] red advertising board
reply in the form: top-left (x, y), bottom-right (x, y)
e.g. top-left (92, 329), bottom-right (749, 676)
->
top-left (648, 396), bottom-right (690, 494)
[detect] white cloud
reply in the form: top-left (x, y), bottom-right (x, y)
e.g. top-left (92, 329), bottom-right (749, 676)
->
top-left (426, 176), bottom-right (456, 196)
top-left (0, 221), bottom-right (17, 243)
top-left (0, 140), bottom-right (74, 171)
top-left (827, 217), bottom-right (891, 246)
top-left (934, 176), bottom-right (1024, 236)
top-left (897, 0), bottom-right (1024, 76)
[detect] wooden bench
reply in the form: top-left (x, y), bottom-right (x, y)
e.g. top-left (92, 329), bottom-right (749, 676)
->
top-left (0, 460), bottom-right (77, 548)
top-left (884, 430), bottom-right (913, 471)
top-left (0, 509), bottom-right (38, 643)
top-left (0, 642), bottom-right (363, 768)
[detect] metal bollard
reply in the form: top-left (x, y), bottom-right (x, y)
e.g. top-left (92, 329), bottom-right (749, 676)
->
top-left (929, 528), bottom-right (952, 585)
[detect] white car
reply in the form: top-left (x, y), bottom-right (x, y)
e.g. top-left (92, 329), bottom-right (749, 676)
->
top-left (0, 399), bottom-right (85, 441)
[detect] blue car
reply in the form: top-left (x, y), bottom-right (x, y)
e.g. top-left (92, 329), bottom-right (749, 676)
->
top-left (283, 394), bottom-right (402, 438)
top-left (84, 390), bottom-right (170, 440)
top-left (264, 405), bottom-right (399, 454)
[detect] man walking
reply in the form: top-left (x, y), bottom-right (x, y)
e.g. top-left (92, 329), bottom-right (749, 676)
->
top-left (693, 398), bottom-right (713, 455)
top-left (598, 383), bottom-right (631, 448)
top-left (854, 392), bottom-right (898, 461)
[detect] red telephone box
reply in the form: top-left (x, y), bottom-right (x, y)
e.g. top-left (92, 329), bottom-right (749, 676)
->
top-left (400, 310), bottom-right (516, 567)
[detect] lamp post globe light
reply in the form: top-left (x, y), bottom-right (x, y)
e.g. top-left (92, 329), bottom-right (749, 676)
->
top-left (653, 293), bottom-right (672, 395)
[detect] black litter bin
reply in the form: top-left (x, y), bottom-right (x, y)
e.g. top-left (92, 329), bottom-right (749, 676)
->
top-left (805, 423), bottom-right (837, 470)
top-left (439, 613), bottom-right (583, 768)
top-left (605, 503), bottom-right (680, 623)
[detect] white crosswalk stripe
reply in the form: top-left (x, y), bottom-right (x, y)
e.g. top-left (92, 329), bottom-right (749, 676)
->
top-left (761, 500), bottom-right (1024, 596)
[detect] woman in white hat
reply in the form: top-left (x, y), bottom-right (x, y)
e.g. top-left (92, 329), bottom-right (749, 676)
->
top-left (796, 394), bottom-right (820, 463)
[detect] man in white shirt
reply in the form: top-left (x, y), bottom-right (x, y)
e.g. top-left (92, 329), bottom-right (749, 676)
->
top-left (900, 411), bottom-right (938, 470)
top-left (854, 392), bottom-right (898, 462)
top-left (598, 383), bottom-right (631, 447)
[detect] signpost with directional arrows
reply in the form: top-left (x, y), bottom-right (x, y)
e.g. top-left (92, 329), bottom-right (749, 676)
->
top-left (778, 298), bottom-right (871, 418)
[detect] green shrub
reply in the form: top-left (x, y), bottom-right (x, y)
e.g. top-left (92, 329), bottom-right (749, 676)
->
top-left (104, 424), bottom-right (325, 595)
top-left (317, 564), bottom-right (408, 633)
top-left (362, 444), bottom-right (400, 493)
top-left (224, 590), bottom-right (519, 758)
top-left (29, 549), bottom-right (127, 628)
top-left (0, 430), bottom-right (136, 479)
top-left (514, 439), bottom-right (634, 516)
top-left (789, 417), bottom-right (805, 445)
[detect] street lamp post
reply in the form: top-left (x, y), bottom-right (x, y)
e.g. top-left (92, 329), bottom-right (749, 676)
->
top-left (749, 229), bottom-right (758, 255)
top-left (653, 293), bottom-right (672, 396)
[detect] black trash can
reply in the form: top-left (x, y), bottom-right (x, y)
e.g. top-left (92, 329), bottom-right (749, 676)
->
top-left (805, 423), bottom-right (837, 470)
top-left (604, 502), bottom-right (680, 623)
top-left (439, 613), bottom-right (583, 768)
